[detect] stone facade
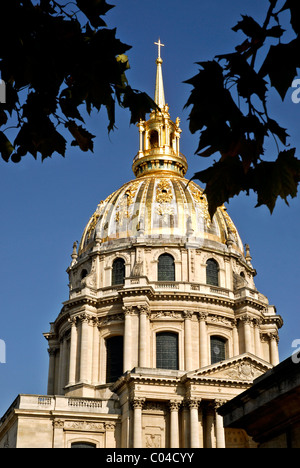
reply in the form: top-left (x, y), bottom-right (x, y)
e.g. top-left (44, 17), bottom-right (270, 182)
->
top-left (0, 45), bottom-right (283, 449)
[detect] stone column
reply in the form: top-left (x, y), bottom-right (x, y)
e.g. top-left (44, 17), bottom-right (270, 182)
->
top-left (242, 315), bottom-right (253, 354)
top-left (181, 402), bottom-right (189, 448)
top-left (52, 420), bottom-right (64, 448)
top-left (79, 314), bottom-right (90, 383)
top-left (68, 317), bottom-right (78, 386)
top-left (169, 401), bottom-right (180, 448)
top-left (270, 333), bottom-right (280, 366)
top-left (47, 348), bottom-right (56, 395)
top-left (92, 318), bottom-right (100, 384)
top-left (58, 336), bottom-right (68, 394)
top-left (215, 400), bottom-right (226, 448)
top-left (132, 398), bottom-right (145, 448)
top-left (189, 399), bottom-right (200, 448)
top-left (254, 319), bottom-right (262, 358)
top-left (139, 306), bottom-right (149, 368)
top-left (199, 313), bottom-right (208, 367)
top-left (123, 307), bottom-right (133, 373)
top-left (205, 404), bottom-right (215, 448)
top-left (138, 121), bottom-right (144, 153)
top-left (232, 319), bottom-right (239, 357)
top-left (105, 422), bottom-right (117, 448)
top-left (184, 311), bottom-right (193, 371)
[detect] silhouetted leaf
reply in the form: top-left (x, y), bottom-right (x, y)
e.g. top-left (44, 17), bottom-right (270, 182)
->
top-left (252, 149), bottom-right (300, 212)
top-left (260, 40), bottom-right (300, 99)
top-left (192, 157), bottom-right (248, 219)
top-left (280, 0), bottom-right (300, 34)
top-left (0, 131), bottom-right (14, 162)
top-left (76, 0), bottom-right (114, 28)
top-left (66, 121), bottom-right (95, 152)
top-left (232, 15), bottom-right (264, 40)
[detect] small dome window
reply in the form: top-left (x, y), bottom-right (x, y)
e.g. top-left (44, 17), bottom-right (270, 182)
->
top-left (149, 130), bottom-right (159, 148)
top-left (158, 253), bottom-right (175, 282)
top-left (206, 259), bottom-right (219, 286)
top-left (112, 258), bottom-right (125, 286)
top-left (81, 269), bottom-right (88, 279)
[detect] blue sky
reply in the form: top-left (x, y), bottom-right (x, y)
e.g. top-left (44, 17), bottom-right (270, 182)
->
top-left (1, 0), bottom-right (300, 416)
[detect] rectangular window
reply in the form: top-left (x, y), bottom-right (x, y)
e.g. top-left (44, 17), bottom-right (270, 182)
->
top-left (106, 336), bottom-right (124, 382)
top-left (156, 332), bottom-right (178, 370)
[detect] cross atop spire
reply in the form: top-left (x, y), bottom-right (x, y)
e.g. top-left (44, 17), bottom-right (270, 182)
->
top-left (154, 38), bottom-right (165, 108)
top-left (154, 38), bottom-right (164, 59)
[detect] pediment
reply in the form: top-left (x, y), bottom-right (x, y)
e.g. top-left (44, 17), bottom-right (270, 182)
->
top-left (186, 353), bottom-right (272, 384)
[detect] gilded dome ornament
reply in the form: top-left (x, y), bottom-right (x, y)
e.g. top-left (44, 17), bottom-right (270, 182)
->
top-left (77, 41), bottom-right (244, 257)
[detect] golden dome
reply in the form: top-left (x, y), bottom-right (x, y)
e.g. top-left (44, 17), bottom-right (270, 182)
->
top-left (78, 175), bottom-right (244, 255)
top-left (78, 41), bottom-right (244, 257)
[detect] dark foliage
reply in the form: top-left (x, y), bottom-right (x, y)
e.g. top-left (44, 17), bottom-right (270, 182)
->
top-left (185, 0), bottom-right (300, 217)
top-left (0, 0), bottom-right (156, 163)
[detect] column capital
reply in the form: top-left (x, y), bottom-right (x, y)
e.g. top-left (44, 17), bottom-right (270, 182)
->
top-left (105, 422), bottom-right (116, 431)
top-left (183, 310), bottom-right (193, 320)
top-left (241, 314), bottom-right (253, 324)
top-left (137, 305), bottom-right (151, 317)
top-left (268, 332), bottom-right (279, 343)
top-left (169, 400), bottom-right (181, 411)
top-left (253, 317), bottom-right (262, 327)
top-left (131, 398), bottom-right (145, 410)
top-left (187, 398), bottom-right (201, 409)
top-left (77, 312), bottom-right (94, 323)
top-left (122, 305), bottom-right (135, 316)
top-left (214, 399), bottom-right (227, 410)
top-left (68, 316), bottom-right (78, 326)
top-left (198, 312), bottom-right (208, 322)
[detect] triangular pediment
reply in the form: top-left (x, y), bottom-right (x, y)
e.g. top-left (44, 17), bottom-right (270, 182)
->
top-left (185, 353), bottom-right (273, 384)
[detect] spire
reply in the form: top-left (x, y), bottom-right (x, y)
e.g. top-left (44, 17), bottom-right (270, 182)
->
top-left (154, 39), bottom-right (165, 109)
top-left (132, 40), bottom-right (188, 179)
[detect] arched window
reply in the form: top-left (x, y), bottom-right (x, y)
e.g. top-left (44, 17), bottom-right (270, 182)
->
top-left (112, 258), bottom-right (125, 286)
top-left (210, 336), bottom-right (226, 364)
top-left (206, 258), bottom-right (219, 286)
top-left (156, 332), bottom-right (179, 370)
top-left (106, 335), bottom-right (124, 383)
top-left (71, 442), bottom-right (96, 448)
top-left (158, 254), bottom-right (175, 282)
top-left (81, 269), bottom-right (88, 280)
top-left (149, 130), bottom-right (159, 148)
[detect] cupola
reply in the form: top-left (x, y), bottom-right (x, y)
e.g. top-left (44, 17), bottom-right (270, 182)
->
top-left (132, 39), bottom-right (188, 178)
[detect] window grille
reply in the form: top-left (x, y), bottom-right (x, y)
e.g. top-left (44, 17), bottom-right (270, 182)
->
top-left (106, 335), bottom-right (124, 383)
top-left (156, 332), bottom-right (178, 370)
top-left (210, 336), bottom-right (226, 364)
top-left (158, 254), bottom-right (175, 282)
top-left (206, 259), bottom-right (219, 286)
top-left (112, 258), bottom-right (125, 286)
